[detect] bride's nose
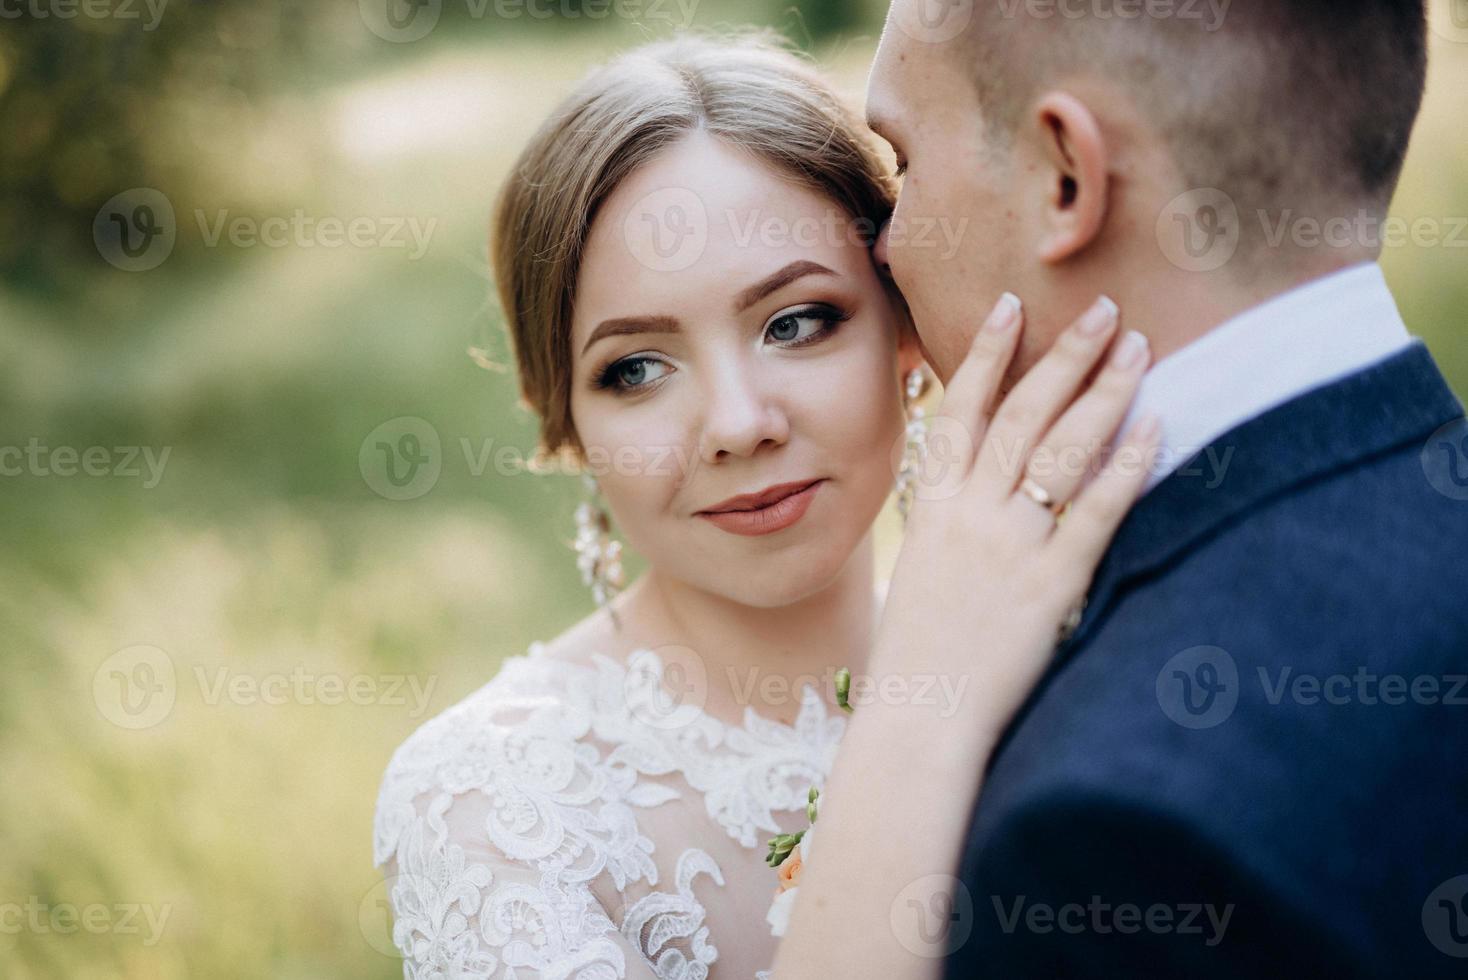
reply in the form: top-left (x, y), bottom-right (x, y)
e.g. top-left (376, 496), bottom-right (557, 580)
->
top-left (697, 362), bottom-right (790, 464)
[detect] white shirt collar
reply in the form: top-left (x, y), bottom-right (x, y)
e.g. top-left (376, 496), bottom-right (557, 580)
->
top-left (1125, 261), bottom-right (1414, 492)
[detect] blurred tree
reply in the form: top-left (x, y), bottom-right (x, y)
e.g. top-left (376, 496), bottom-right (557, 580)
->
top-left (790, 0), bottom-right (867, 42)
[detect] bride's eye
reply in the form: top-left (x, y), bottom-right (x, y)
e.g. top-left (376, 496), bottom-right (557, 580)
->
top-left (594, 355), bottom-right (672, 394)
top-left (764, 304), bottom-right (852, 349)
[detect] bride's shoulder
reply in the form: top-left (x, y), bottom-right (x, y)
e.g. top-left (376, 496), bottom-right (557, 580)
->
top-left (381, 641), bottom-right (589, 769)
top-left (371, 639), bottom-right (597, 862)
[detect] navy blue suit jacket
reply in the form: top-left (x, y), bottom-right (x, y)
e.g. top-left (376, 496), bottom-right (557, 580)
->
top-left (944, 342), bottom-right (1468, 978)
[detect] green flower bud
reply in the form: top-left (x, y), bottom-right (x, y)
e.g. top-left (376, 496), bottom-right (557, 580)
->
top-left (835, 667), bottom-right (853, 713)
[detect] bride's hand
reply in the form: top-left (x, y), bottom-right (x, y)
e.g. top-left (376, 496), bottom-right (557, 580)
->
top-left (876, 292), bottom-right (1158, 746)
top-left (773, 293), bottom-right (1156, 980)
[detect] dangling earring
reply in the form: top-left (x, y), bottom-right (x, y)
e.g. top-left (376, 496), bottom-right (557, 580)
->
top-left (574, 473), bottom-right (625, 611)
top-left (895, 367), bottom-right (930, 524)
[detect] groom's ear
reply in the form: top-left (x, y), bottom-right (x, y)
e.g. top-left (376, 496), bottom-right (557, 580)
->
top-left (1030, 91), bottom-right (1109, 264)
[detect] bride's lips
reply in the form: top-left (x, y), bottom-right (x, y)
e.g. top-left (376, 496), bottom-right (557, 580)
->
top-left (696, 479), bottom-right (826, 537)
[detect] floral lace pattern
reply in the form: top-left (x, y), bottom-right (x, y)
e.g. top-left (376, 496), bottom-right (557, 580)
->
top-left (374, 644), bottom-right (845, 979)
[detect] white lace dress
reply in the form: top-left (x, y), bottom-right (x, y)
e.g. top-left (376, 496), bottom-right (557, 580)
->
top-left (373, 642), bottom-right (847, 979)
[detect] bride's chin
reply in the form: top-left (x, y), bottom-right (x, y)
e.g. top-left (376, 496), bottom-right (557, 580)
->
top-left (704, 545), bottom-right (858, 610)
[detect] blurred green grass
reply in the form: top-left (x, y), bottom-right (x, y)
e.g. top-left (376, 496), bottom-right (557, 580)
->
top-left (0, 5), bottom-right (1463, 978)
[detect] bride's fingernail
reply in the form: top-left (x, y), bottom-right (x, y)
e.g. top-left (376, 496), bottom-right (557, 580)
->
top-left (987, 292), bottom-right (1022, 332)
top-left (1110, 330), bottom-right (1149, 369)
top-left (1078, 295), bottom-right (1119, 336)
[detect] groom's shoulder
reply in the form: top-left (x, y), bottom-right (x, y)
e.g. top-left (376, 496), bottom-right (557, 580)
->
top-left (1196, 419), bottom-right (1468, 634)
top-left (1142, 337), bottom-right (1468, 630)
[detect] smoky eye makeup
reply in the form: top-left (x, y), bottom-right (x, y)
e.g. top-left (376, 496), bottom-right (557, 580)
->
top-left (762, 302), bottom-right (853, 349)
top-left (590, 352), bottom-right (673, 395)
top-left (586, 299), bottom-right (856, 397)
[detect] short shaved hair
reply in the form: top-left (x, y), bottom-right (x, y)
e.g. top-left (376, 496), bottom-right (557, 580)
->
top-left (960, 0), bottom-right (1427, 218)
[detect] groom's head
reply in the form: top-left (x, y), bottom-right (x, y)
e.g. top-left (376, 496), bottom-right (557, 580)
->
top-left (867, 0), bottom-right (1428, 383)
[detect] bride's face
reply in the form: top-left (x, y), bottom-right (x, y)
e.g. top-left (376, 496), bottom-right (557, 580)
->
top-left (569, 131), bottom-right (912, 609)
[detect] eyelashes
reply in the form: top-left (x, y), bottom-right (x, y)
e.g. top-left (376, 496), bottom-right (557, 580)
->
top-left (595, 356), bottom-right (670, 393)
top-left (591, 304), bottom-right (853, 396)
top-left (764, 304), bottom-right (853, 348)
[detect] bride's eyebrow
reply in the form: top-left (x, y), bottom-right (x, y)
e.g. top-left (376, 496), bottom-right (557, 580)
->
top-left (580, 260), bottom-right (839, 357)
top-left (581, 315), bottom-right (680, 357)
top-left (733, 260), bottom-right (837, 313)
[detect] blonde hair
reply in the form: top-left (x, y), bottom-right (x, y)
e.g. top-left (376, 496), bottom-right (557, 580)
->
top-left (491, 31), bottom-right (897, 457)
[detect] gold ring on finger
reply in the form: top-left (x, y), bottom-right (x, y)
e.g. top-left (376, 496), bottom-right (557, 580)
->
top-left (1018, 476), bottom-right (1061, 513)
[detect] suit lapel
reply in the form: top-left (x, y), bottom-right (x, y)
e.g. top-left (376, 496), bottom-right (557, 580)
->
top-left (1056, 342), bottom-right (1465, 659)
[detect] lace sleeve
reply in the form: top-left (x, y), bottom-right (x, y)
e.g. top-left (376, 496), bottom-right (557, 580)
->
top-left (377, 788), bottom-right (650, 979)
top-left (372, 679), bottom-right (659, 980)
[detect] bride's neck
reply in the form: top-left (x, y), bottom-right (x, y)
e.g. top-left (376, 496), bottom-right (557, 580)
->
top-left (613, 534), bottom-right (879, 725)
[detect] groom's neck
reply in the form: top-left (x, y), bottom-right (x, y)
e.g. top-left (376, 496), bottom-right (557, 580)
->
top-left (1106, 249), bottom-right (1378, 365)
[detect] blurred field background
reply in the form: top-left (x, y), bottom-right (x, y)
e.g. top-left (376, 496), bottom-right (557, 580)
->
top-left (0, 2), bottom-right (1463, 977)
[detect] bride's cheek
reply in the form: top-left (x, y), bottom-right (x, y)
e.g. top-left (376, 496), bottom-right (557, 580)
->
top-left (815, 348), bottom-right (905, 463)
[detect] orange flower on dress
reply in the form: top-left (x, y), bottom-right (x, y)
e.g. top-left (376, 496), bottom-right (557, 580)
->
top-left (775, 845), bottom-right (804, 894)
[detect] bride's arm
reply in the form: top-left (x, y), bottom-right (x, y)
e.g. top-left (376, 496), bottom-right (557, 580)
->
top-left (772, 293), bottom-right (1157, 979)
